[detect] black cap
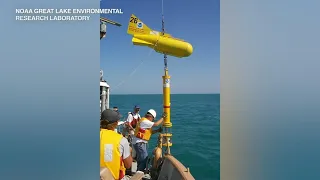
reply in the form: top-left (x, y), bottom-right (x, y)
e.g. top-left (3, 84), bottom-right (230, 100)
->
top-left (101, 109), bottom-right (121, 124)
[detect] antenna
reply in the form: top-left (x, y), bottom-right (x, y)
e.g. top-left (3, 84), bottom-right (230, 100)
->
top-left (100, 69), bottom-right (103, 81)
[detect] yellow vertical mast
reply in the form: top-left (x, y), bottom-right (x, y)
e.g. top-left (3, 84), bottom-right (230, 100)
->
top-left (161, 8), bottom-right (173, 155)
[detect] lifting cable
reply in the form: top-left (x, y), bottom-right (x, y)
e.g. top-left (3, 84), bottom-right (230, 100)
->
top-left (111, 48), bottom-right (154, 90)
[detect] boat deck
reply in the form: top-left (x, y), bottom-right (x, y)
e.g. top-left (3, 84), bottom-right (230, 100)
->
top-left (101, 155), bottom-right (195, 180)
top-left (101, 161), bottom-right (151, 180)
top-left (124, 161), bottom-right (152, 180)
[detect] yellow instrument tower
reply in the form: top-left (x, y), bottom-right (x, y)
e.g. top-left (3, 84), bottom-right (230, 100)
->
top-left (162, 66), bottom-right (173, 154)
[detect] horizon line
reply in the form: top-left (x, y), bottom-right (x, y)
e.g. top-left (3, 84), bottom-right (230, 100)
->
top-left (110, 93), bottom-right (220, 95)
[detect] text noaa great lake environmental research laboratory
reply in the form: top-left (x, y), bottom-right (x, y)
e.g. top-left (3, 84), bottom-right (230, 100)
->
top-left (15, 8), bottom-right (124, 21)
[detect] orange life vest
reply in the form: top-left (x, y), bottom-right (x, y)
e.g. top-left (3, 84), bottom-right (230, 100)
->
top-left (100, 129), bottom-right (126, 180)
top-left (134, 117), bottom-right (152, 141)
top-left (129, 112), bottom-right (140, 128)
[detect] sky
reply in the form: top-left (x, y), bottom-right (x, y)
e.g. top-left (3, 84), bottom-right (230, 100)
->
top-left (100, 0), bottom-right (220, 94)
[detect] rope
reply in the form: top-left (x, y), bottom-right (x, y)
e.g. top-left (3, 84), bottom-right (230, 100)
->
top-left (111, 49), bottom-right (152, 90)
top-left (161, 0), bottom-right (168, 69)
top-left (111, 36), bottom-right (161, 90)
top-left (162, 0), bottom-right (164, 17)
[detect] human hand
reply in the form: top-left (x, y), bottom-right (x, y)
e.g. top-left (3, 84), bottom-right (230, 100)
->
top-left (161, 112), bottom-right (167, 118)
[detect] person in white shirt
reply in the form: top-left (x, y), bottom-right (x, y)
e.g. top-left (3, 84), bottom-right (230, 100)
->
top-left (132, 109), bottom-right (166, 171)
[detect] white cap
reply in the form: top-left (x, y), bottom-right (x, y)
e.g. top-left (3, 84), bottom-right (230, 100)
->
top-left (147, 109), bottom-right (156, 118)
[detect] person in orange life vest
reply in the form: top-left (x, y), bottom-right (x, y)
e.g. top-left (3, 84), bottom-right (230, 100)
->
top-left (100, 109), bottom-right (132, 180)
top-left (125, 105), bottom-right (141, 136)
top-left (133, 109), bottom-right (167, 171)
top-left (123, 105), bottom-right (141, 161)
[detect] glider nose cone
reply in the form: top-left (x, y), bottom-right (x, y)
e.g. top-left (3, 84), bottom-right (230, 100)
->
top-left (186, 43), bottom-right (193, 57)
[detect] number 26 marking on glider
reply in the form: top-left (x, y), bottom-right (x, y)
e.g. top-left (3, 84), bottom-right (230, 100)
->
top-left (130, 17), bottom-right (138, 23)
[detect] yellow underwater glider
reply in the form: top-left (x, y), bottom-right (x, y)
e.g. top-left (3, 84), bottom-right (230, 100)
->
top-left (127, 14), bottom-right (193, 58)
